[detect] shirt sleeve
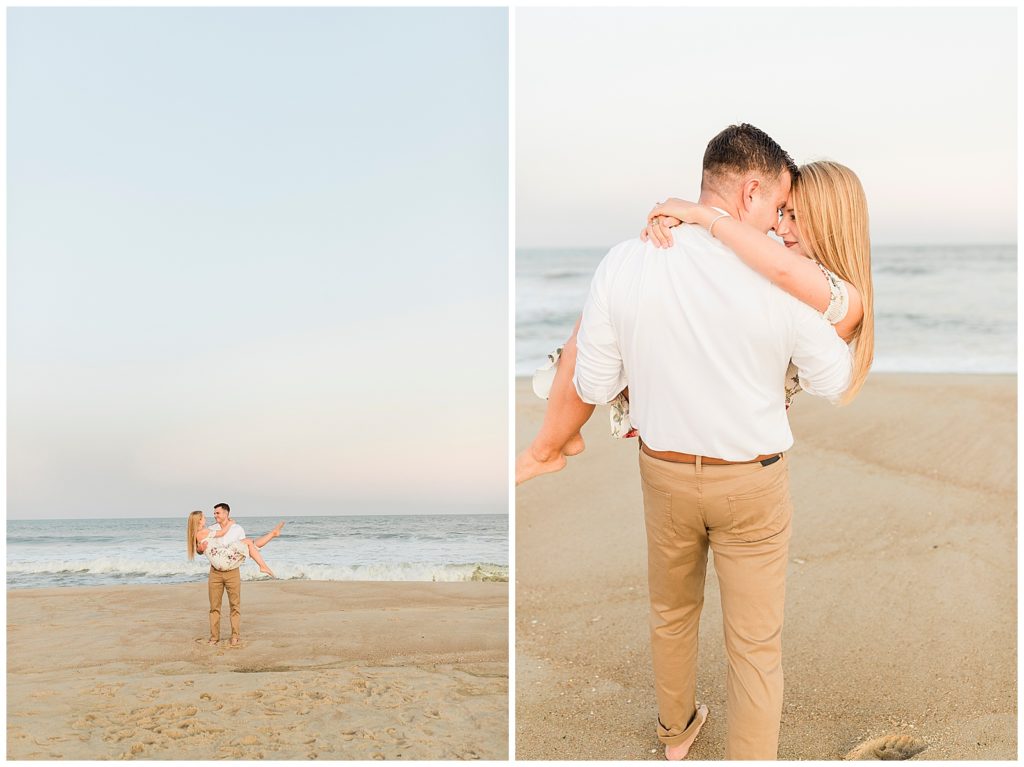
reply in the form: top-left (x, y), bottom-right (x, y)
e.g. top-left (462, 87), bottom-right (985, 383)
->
top-left (790, 299), bottom-right (853, 404)
top-left (573, 247), bottom-right (628, 405)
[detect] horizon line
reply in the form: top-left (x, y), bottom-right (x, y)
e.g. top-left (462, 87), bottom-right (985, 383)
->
top-left (516, 241), bottom-right (1018, 251)
top-left (7, 511), bottom-right (509, 523)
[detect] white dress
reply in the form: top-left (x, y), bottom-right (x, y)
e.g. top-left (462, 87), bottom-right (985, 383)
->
top-left (533, 261), bottom-right (850, 432)
top-left (201, 534), bottom-right (247, 572)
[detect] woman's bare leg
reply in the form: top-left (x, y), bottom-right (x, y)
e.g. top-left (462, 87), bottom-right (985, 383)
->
top-left (252, 521), bottom-right (285, 549)
top-left (515, 318), bottom-right (596, 485)
top-left (242, 539), bottom-right (275, 577)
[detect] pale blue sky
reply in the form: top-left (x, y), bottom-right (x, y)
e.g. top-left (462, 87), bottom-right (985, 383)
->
top-left (9, 8), bottom-right (508, 519)
top-left (517, 6), bottom-right (1017, 247)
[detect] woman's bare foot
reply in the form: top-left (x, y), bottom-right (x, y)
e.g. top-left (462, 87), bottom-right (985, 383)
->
top-left (665, 704), bottom-right (709, 760)
top-left (271, 521), bottom-right (285, 538)
top-left (562, 433), bottom-right (586, 456)
top-left (515, 445), bottom-right (566, 485)
top-left (229, 636), bottom-right (241, 648)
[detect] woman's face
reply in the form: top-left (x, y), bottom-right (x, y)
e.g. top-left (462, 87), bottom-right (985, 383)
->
top-left (775, 197), bottom-right (806, 257)
top-left (199, 512), bottom-right (207, 528)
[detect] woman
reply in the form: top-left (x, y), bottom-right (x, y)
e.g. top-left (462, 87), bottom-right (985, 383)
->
top-left (516, 160), bottom-right (874, 485)
top-left (186, 510), bottom-right (285, 578)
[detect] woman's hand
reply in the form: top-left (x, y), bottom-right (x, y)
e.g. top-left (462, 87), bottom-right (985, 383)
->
top-left (641, 215), bottom-right (683, 247)
top-left (641, 198), bottom-right (717, 248)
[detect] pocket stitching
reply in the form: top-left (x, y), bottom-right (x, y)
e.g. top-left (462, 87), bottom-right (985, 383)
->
top-left (726, 469), bottom-right (790, 542)
top-left (640, 478), bottom-right (675, 540)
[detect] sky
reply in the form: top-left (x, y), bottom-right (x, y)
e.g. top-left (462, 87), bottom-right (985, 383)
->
top-left (8, 8), bottom-right (509, 519)
top-left (516, 6), bottom-right (1017, 248)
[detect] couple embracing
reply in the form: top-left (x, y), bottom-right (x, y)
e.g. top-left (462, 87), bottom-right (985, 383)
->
top-left (519, 124), bottom-right (873, 759)
top-left (186, 503), bottom-right (286, 647)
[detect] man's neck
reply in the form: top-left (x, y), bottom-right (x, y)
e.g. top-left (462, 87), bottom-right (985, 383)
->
top-left (698, 190), bottom-right (739, 219)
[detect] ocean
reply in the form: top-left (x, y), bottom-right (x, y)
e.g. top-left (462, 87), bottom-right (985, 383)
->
top-left (516, 244), bottom-right (1017, 377)
top-left (7, 514), bottom-right (508, 589)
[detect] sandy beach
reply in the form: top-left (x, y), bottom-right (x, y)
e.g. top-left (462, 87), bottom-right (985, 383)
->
top-left (8, 580), bottom-right (508, 760)
top-left (515, 373), bottom-right (1016, 760)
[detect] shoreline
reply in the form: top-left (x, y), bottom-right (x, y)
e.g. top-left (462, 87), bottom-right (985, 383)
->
top-left (515, 372), bottom-right (1016, 759)
top-left (6, 569), bottom-right (512, 590)
top-left (6, 578), bottom-right (508, 592)
top-left (9, 580), bottom-right (509, 760)
top-left (516, 370), bottom-right (1017, 382)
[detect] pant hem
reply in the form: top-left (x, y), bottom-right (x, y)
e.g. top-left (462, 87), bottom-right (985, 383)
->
top-left (657, 704), bottom-right (705, 747)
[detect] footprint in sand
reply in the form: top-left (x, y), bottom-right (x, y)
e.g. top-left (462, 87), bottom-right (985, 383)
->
top-left (91, 682), bottom-right (124, 698)
top-left (845, 734), bottom-right (928, 760)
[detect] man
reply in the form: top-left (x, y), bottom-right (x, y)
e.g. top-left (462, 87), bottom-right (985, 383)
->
top-left (573, 124), bottom-right (852, 760)
top-left (197, 502), bottom-right (246, 647)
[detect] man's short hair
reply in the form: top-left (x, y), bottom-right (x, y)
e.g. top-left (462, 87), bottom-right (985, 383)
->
top-left (214, 502), bottom-right (231, 514)
top-left (702, 123), bottom-right (798, 189)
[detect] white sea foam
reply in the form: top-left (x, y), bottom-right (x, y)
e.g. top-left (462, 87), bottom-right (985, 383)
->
top-left (7, 514), bottom-right (509, 589)
top-left (6, 558), bottom-right (509, 583)
top-left (7, 558), bottom-right (206, 577)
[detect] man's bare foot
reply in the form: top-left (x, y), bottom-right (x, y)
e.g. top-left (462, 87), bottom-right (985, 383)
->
top-left (562, 433), bottom-right (586, 457)
top-left (665, 704), bottom-right (709, 760)
top-left (229, 636), bottom-right (241, 648)
top-left (515, 445), bottom-right (566, 485)
top-left (259, 565), bottom-right (276, 578)
top-left (271, 521), bottom-right (286, 538)
top-left (208, 637), bottom-right (219, 645)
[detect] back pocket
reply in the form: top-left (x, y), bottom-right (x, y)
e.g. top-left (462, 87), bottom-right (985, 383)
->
top-left (726, 468), bottom-right (791, 542)
top-left (640, 478), bottom-right (674, 544)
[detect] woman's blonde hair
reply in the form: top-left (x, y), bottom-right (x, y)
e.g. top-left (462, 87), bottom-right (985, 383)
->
top-left (187, 510), bottom-right (204, 561)
top-left (790, 160), bottom-right (874, 403)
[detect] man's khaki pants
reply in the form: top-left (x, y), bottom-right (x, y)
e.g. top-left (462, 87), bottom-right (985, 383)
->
top-left (639, 448), bottom-right (793, 760)
top-left (209, 567), bottom-right (241, 641)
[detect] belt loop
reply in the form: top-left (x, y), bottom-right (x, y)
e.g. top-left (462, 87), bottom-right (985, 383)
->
top-left (695, 455), bottom-right (702, 474)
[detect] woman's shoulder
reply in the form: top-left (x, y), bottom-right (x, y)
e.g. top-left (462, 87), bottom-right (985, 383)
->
top-left (815, 262), bottom-right (851, 325)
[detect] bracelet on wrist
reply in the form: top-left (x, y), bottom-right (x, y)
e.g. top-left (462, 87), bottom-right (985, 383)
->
top-left (708, 212), bottom-right (731, 238)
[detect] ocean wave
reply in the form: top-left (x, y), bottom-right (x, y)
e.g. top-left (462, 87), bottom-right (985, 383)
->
top-left (542, 269), bottom-right (589, 280)
top-left (869, 357), bottom-right (1016, 374)
top-left (6, 558), bottom-right (509, 583)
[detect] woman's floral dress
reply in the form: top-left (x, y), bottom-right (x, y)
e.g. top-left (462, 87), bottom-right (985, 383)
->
top-left (783, 263), bottom-right (850, 407)
top-left (202, 537), bottom-right (247, 571)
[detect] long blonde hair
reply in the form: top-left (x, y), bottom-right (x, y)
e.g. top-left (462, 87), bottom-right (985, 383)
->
top-left (187, 510), bottom-right (204, 561)
top-left (790, 160), bottom-right (874, 404)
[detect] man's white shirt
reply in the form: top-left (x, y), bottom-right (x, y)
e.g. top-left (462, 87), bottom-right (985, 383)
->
top-left (208, 521), bottom-right (246, 545)
top-left (573, 226), bottom-right (853, 461)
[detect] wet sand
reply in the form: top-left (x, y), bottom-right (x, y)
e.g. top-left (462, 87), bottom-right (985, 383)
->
top-left (515, 373), bottom-right (1016, 760)
top-left (8, 580), bottom-right (508, 760)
